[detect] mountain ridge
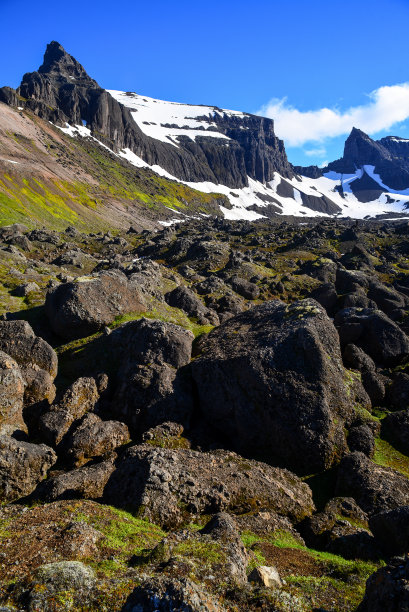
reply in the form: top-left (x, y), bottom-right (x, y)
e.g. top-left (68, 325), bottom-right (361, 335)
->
top-left (2, 41), bottom-right (409, 223)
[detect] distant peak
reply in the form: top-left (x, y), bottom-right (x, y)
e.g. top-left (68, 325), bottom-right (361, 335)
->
top-left (38, 41), bottom-right (96, 84)
top-left (347, 127), bottom-right (370, 140)
top-left (39, 41), bottom-right (71, 73)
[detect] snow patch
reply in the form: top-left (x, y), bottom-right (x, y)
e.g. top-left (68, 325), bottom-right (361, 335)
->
top-left (108, 90), bottom-right (243, 148)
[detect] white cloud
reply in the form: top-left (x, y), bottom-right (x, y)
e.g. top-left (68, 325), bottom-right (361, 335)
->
top-left (319, 160), bottom-right (329, 168)
top-left (257, 82), bottom-right (409, 147)
top-left (304, 147), bottom-right (326, 157)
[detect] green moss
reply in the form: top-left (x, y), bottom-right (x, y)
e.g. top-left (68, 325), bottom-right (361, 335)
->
top-left (269, 530), bottom-right (305, 550)
top-left (110, 302), bottom-right (214, 339)
top-left (172, 538), bottom-right (225, 565)
top-left (72, 506), bottom-right (165, 556)
top-left (373, 437), bottom-right (409, 478)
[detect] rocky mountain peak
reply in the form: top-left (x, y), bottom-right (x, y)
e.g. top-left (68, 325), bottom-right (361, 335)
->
top-left (37, 40), bottom-right (98, 86)
top-left (342, 127), bottom-right (391, 169)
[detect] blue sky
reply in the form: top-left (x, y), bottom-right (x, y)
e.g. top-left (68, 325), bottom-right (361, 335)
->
top-left (1, 0), bottom-right (409, 166)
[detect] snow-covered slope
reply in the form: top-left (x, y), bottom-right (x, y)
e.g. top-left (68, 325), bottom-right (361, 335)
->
top-left (102, 91), bottom-right (409, 221)
top-left (108, 91), bottom-right (244, 147)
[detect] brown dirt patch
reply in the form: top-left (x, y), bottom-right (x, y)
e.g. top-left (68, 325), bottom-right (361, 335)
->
top-left (254, 542), bottom-right (324, 577)
top-left (0, 500), bottom-right (117, 586)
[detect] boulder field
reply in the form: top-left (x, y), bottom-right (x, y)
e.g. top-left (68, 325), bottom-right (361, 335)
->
top-left (2, 217), bottom-right (409, 609)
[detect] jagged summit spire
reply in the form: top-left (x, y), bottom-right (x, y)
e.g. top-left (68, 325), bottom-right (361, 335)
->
top-left (38, 41), bottom-right (97, 84)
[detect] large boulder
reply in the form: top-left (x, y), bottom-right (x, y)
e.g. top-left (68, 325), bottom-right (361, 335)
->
top-left (300, 497), bottom-right (379, 560)
top-left (191, 299), bottom-right (353, 473)
top-left (0, 351), bottom-right (26, 436)
top-left (336, 452), bottom-right (409, 515)
top-left (387, 372), bottom-right (409, 409)
top-left (335, 307), bottom-right (409, 366)
top-left (45, 270), bottom-right (146, 340)
top-left (165, 285), bottom-right (219, 325)
top-left (34, 457), bottom-right (116, 503)
top-left (62, 413), bottom-right (130, 466)
top-left (103, 444), bottom-right (314, 529)
top-left (382, 410), bottom-right (409, 454)
top-left (0, 436), bottom-right (56, 502)
top-left (367, 280), bottom-right (408, 319)
top-left (343, 343), bottom-right (386, 406)
top-left (38, 377), bottom-right (100, 447)
top-left (369, 505), bottom-right (409, 557)
top-left (107, 319), bottom-right (194, 432)
top-left (123, 576), bottom-right (226, 612)
top-left (229, 275), bottom-right (260, 300)
top-left (0, 320), bottom-right (57, 406)
top-left (358, 556), bottom-right (409, 612)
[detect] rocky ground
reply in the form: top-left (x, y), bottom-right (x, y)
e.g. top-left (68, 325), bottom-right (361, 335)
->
top-left (2, 216), bottom-right (409, 610)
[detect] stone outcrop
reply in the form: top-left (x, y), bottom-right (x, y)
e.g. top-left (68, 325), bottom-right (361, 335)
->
top-left (336, 452), bottom-right (409, 515)
top-left (103, 444), bottom-right (315, 529)
top-left (0, 436), bottom-right (56, 502)
top-left (45, 270), bottom-right (145, 340)
top-left (0, 320), bottom-right (57, 386)
top-left (192, 299), bottom-right (353, 473)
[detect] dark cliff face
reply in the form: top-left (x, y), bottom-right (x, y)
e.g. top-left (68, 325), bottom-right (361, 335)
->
top-left (326, 128), bottom-right (409, 191)
top-left (4, 41), bottom-right (294, 189)
top-left (295, 128), bottom-right (409, 197)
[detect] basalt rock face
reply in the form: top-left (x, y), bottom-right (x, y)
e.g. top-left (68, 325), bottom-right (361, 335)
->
top-left (296, 128), bottom-right (409, 197)
top-left (326, 128), bottom-right (409, 191)
top-left (191, 299), bottom-right (353, 473)
top-left (13, 41), bottom-right (294, 189)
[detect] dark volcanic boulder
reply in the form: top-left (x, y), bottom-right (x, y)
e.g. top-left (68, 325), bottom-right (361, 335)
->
top-left (335, 307), bottom-right (409, 366)
top-left (336, 452), bottom-right (409, 515)
top-left (0, 320), bottom-right (57, 406)
top-left (382, 410), bottom-right (409, 453)
top-left (367, 280), bottom-right (408, 319)
top-left (45, 270), bottom-right (146, 340)
top-left (229, 275), bottom-right (260, 300)
top-left (369, 505), bottom-right (409, 557)
top-left (0, 351), bottom-right (26, 436)
top-left (63, 413), bottom-right (130, 466)
top-left (35, 458), bottom-right (116, 503)
top-left (358, 556), bottom-right (409, 612)
top-left (300, 497), bottom-right (379, 560)
top-left (104, 445), bottom-right (314, 529)
top-left (123, 576), bottom-right (226, 612)
top-left (343, 343), bottom-right (386, 406)
top-left (347, 424), bottom-right (375, 458)
top-left (0, 436), bottom-right (56, 502)
top-left (191, 299), bottom-right (352, 473)
top-left (165, 285), bottom-right (219, 325)
top-left (38, 377), bottom-right (100, 447)
top-left (387, 373), bottom-right (409, 409)
top-left (107, 319), bottom-right (194, 432)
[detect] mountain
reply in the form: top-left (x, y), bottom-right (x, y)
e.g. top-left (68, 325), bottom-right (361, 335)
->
top-left (296, 128), bottom-right (409, 208)
top-left (2, 41), bottom-right (409, 224)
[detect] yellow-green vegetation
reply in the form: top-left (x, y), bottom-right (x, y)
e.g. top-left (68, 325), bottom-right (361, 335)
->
top-left (241, 528), bottom-right (380, 612)
top-left (284, 302), bottom-right (322, 320)
top-left (172, 539), bottom-right (224, 566)
top-left (373, 436), bottom-right (409, 477)
top-left (0, 123), bottom-right (228, 231)
top-left (110, 301), bottom-right (214, 339)
top-left (70, 505), bottom-right (165, 572)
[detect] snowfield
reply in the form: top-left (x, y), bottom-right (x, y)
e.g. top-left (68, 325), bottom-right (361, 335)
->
top-left (108, 90), bottom-right (244, 147)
